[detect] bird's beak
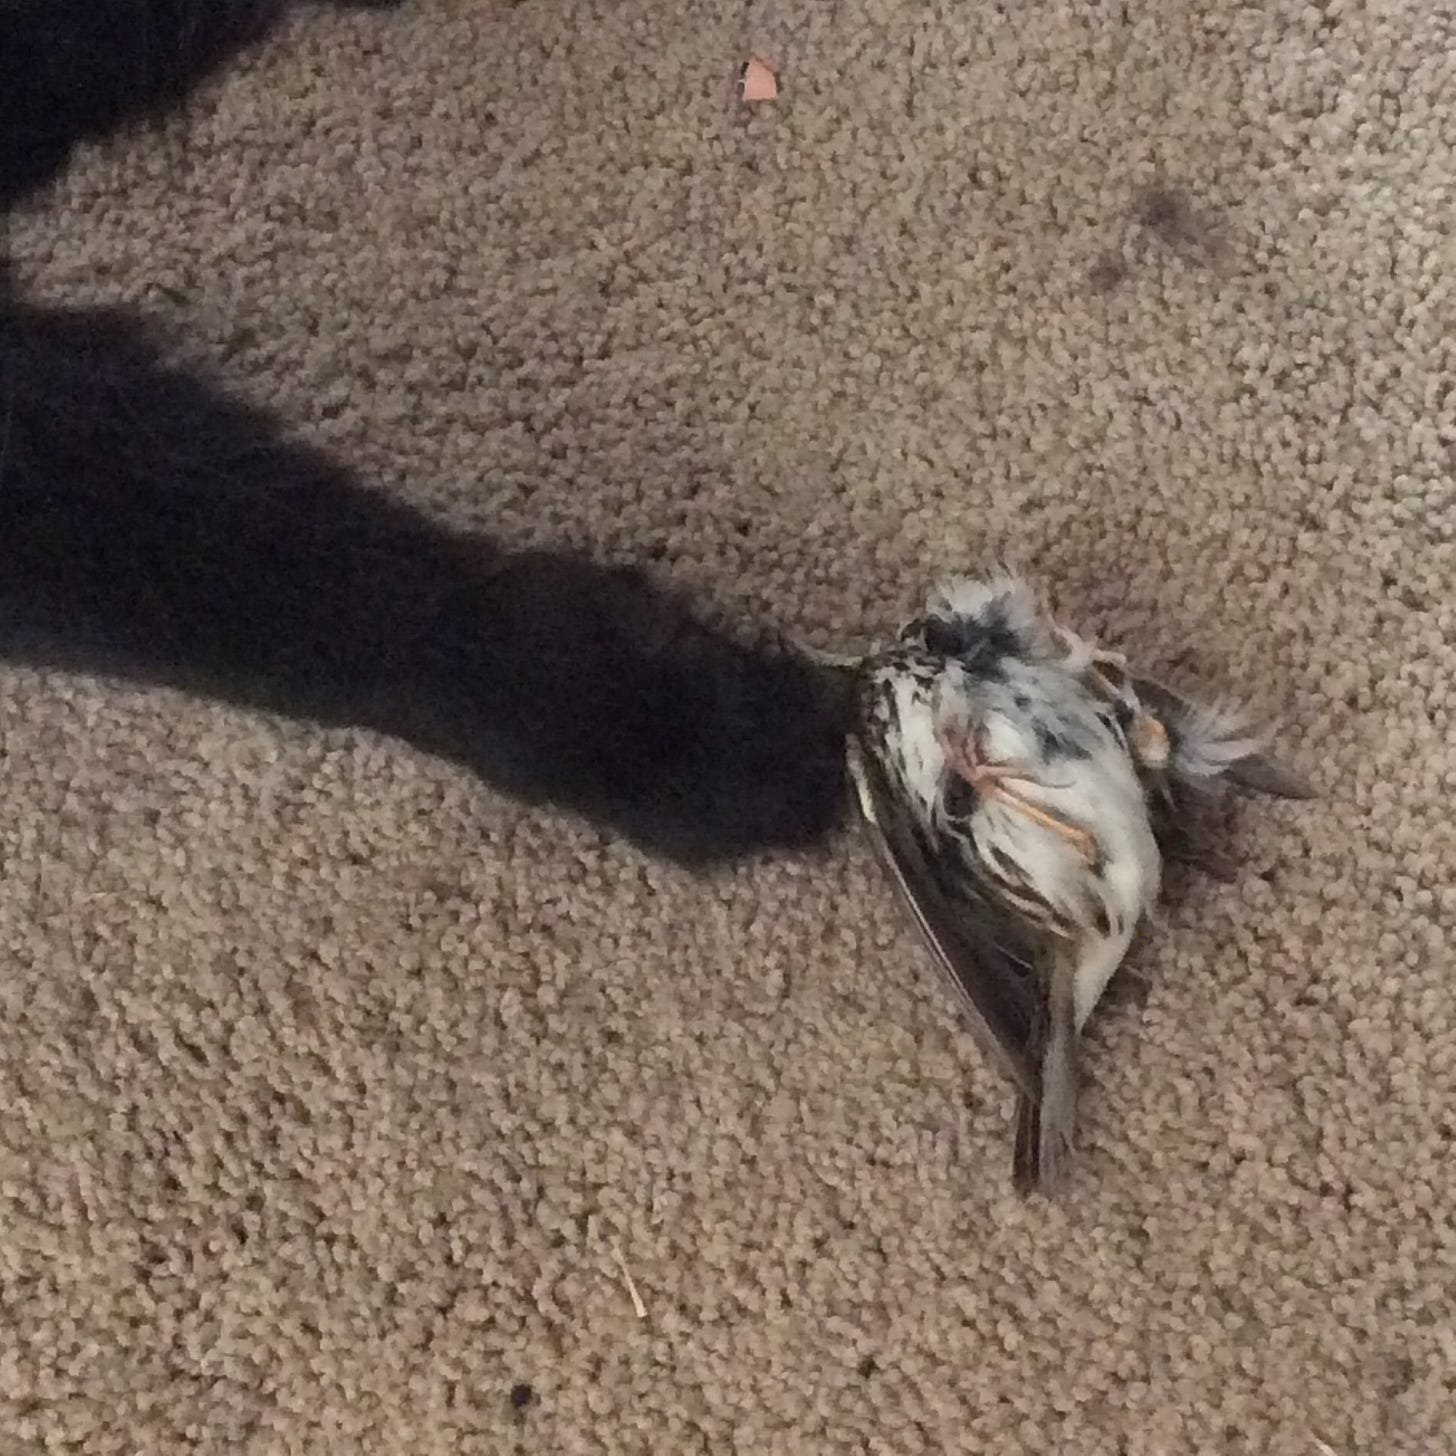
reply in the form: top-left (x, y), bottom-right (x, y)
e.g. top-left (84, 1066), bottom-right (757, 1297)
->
top-left (776, 636), bottom-right (862, 729)
top-left (784, 639), bottom-right (864, 674)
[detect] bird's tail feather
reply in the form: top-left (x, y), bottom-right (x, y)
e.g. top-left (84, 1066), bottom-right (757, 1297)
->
top-left (1012, 949), bottom-right (1079, 1194)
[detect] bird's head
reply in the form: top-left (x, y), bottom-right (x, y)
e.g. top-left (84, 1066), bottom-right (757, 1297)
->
top-left (904, 572), bottom-right (1047, 663)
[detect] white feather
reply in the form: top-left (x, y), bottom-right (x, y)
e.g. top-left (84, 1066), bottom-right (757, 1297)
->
top-left (879, 650), bottom-right (1161, 1032)
top-left (924, 572), bottom-right (1043, 640)
top-left (968, 661), bottom-right (1158, 1025)
top-left (1164, 695), bottom-right (1265, 780)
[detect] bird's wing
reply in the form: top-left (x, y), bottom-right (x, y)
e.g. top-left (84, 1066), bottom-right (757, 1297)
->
top-left (1129, 674), bottom-right (1315, 800)
top-left (846, 732), bottom-right (1039, 1096)
top-left (1139, 776), bottom-right (1241, 881)
top-left (1012, 939), bottom-right (1080, 1194)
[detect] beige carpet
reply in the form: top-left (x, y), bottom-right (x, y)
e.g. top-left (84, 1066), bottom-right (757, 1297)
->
top-left (4, 1), bottom-right (1454, 1450)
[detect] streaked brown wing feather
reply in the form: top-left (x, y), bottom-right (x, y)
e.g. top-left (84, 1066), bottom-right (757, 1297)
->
top-left (1136, 765), bottom-right (1239, 880)
top-left (846, 732), bottom-right (1039, 1096)
top-left (1220, 751), bottom-right (1316, 800)
top-left (1151, 804), bottom-right (1241, 881)
top-left (974, 834), bottom-right (1092, 942)
top-left (1130, 675), bottom-right (1315, 800)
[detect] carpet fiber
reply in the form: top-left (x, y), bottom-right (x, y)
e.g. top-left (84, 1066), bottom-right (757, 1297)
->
top-left (4, 1), bottom-right (1454, 1450)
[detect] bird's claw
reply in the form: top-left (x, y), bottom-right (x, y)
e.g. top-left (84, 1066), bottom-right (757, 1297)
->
top-left (942, 730), bottom-right (1099, 864)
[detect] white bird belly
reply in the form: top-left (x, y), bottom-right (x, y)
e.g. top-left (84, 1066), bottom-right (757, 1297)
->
top-left (956, 672), bottom-right (1162, 1026)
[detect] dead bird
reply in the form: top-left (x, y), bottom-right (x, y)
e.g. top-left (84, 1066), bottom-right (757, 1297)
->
top-left (805, 573), bottom-right (1310, 1192)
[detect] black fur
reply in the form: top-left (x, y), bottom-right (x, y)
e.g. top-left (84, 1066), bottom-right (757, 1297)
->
top-left (0, 0), bottom-right (403, 210)
top-left (0, 278), bottom-right (849, 863)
